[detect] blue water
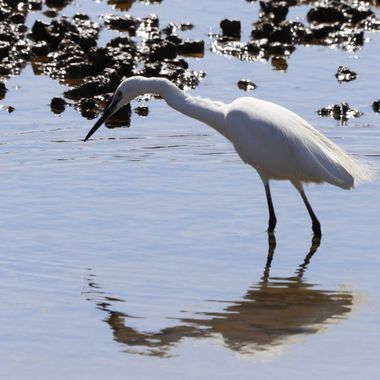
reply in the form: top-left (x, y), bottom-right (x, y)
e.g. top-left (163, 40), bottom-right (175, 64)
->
top-left (1, 1), bottom-right (380, 379)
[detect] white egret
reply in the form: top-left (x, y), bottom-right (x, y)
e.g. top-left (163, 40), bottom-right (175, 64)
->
top-left (84, 76), bottom-right (374, 237)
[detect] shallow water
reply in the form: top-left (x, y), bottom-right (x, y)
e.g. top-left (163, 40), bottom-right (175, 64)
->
top-left (1, 0), bottom-right (380, 379)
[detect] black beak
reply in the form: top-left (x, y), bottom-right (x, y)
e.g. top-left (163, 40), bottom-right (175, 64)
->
top-left (83, 99), bottom-right (120, 142)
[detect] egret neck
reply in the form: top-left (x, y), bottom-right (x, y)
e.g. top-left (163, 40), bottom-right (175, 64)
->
top-left (146, 79), bottom-right (228, 138)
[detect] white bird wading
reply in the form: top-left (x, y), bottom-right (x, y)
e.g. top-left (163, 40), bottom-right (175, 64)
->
top-left (84, 76), bottom-right (374, 237)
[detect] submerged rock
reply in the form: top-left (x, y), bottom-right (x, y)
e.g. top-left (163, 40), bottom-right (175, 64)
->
top-left (106, 104), bottom-right (132, 128)
top-left (0, 81), bottom-right (7, 99)
top-left (317, 102), bottom-right (363, 123)
top-left (271, 55), bottom-right (288, 71)
top-left (212, 0), bottom-right (380, 64)
top-left (307, 7), bottom-right (345, 24)
top-left (50, 97), bottom-right (66, 114)
top-left (220, 19), bottom-right (241, 39)
top-left (1, 105), bottom-right (15, 113)
top-left (259, 1), bottom-right (289, 24)
top-left (335, 66), bottom-right (357, 83)
top-left (237, 79), bottom-right (257, 91)
top-left (176, 40), bottom-right (204, 57)
top-left (103, 14), bottom-right (140, 32)
top-left (134, 106), bottom-right (149, 116)
top-left (372, 100), bottom-right (380, 113)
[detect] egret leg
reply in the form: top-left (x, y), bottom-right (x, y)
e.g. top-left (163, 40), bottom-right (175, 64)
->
top-left (299, 189), bottom-right (322, 237)
top-left (264, 183), bottom-right (277, 232)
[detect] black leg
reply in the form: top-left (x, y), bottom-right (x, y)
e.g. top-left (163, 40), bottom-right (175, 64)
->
top-left (264, 183), bottom-right (277, 232)
top-left (299, 189), bottom-right (322, 237)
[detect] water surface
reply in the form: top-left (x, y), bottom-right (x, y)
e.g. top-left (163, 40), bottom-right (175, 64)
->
top-left (1, 1), bottom-right (380, 379)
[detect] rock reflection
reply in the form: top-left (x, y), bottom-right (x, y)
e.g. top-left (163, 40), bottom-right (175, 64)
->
top-left (84, 235), bottom-right (353, 358)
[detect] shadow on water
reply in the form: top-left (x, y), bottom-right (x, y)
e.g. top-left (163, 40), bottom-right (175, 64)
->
top-left (83, 235), bottom-right (353, 358)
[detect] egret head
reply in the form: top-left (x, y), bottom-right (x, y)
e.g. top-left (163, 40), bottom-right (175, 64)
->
top-left (83, 76), bottom-right (148, 142)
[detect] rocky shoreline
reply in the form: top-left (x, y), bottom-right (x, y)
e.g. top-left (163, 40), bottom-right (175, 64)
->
top-left (0, 0), bottom-right (379, 126)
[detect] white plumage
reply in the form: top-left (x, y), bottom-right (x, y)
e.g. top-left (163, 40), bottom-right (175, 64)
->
top-left (84, 76), bottom-right (374, 236)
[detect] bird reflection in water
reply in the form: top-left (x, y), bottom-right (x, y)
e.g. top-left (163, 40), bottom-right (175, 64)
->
top-left (83, 235), bottom-right (353, 357)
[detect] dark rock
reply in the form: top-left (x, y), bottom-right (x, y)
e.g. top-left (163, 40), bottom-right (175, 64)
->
top-left (149, 41), bottom-right (177, 62)
top-left (309, 24), bottom-right (340, 40)
top-left (64, 81), bottom-right (107, 100)
top-left (335, 66), bottom-right (357, 83)
top-left (143, 62), bottom-right (161, 77)
top-left (307, 7), bottom-right (345, 24)
top-left (251, 22), bottom-right (274, 40)
top-left (0, 31), bottom-right (14, 43)
top-left (176, 40), bottom-right (204, 56)
top-left (268, 24), bottom-right (294, 44)
top-left (176, 71), bottom-right (203, 89)
top-left (79, 98), bottom-right (98, 119)
top-left (179, 23), bottom-right (193, 31)
top-left (102, 68), bottom-right (122, 93)
top-left (118, 61), bottom-right (134, 77)
top-left (264, 42), bottom-right (295, 56)
top-left (143, 14), bottom-right (159, 28)
top-left (0, 8), bottom-right (205, 122)
top-left (106, 104), bottom-right (131, 128)
top-left (345, 7), bottom-right (374, 25)
top-left (134, 106), bottom-right (149, 116)
top-left (246, 41), bottom-right (262, 55)
top-left (9, 13), bottom-right (25, 24)
top-left (220, 19), bottom-right (241, 39)
top-left (162, 22), bottom-right (176, 35)
top-left (45, 0), bottom-right (71, 8)
top-left (29, 0), bottom-right (43, 11)
top-left (271, 56), bottom-right (288, 71)
top-left (317, 102), bottom-right (363, 123)
top-left (69, 31), bottom-right (97, 52)
top-left (73, 13), bottom-right (90, 21)
top-left (80, 97), bottom-right (96, 110)
top-left (64, 62), bottom-right (98, 79)
top-left (43, 10), bottom-right (59, 18)
top-left (259, 1), bottom-right (289, 24)
top-left (143, 58), bottom-right (192, 82)
top-left (107, 36), bottom-right (136, 49)
top-left (237, 79), bottom-right (257, 91)
top-left (162, 22), bottom-right (193, 35)
top-left (14, 24), bottom-right (28, 35)
top-left (372, 100), bottom-right (380, 113)
top-left (166, 35), bottom-right (182, 45)
top-left (103, 14), bottom-right (140, 32)
top-left (30, 20), bottom-right (50, 41)
top-left (0, 81), bottom-right (8, 99)
top-left (6, 105), bottom-right (14, 113)
top-left (50, 97), bottom-right (66, 113)
top-left (173, 58), bottom-right (189, 69)
top-left (30, 41), bottom-right (50, 56)
top-left (0, 41), bottom-right (11, 59)
top-left (0, 6), bottom-right (12, 22)
top-left (87, 47), bottom-right (110, 71)
top-left (30, 20), bottom-right (61, 48)
top-left (0, 65), bottom-right (12, 76)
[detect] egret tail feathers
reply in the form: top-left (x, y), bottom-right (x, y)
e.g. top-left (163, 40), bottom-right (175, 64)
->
top-left (346, 156), bottom-right (376, 185)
